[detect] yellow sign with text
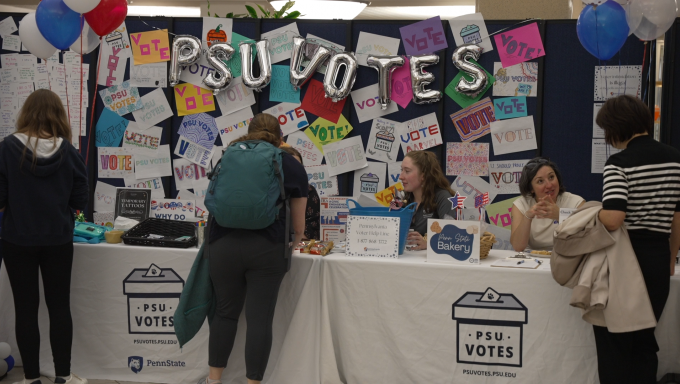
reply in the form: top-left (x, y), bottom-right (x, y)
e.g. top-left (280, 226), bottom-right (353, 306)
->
top-left (130, 30), bottom-right (170, 65)
top-left (174, 83), bottom-right (216, 116)
top-left (374, 182), bottom-right (404, 207)
top-left (305, 114), bottom-right (354, 153)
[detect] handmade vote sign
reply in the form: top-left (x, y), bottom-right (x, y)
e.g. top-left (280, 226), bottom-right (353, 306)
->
top-left (493, 23), bottom-right (545, 68)
top-left (175, 136), bottom-right (214, 168)
top-left (301, 79), bottom-right (346, 124)
top-left (305, 114), bottom-right (354, 153)
top-left (286, 131), bottom-right (323, 166)
top-left (446, 143), bottom-right (489, 177)
top-left (427, 219), bottom-right (480, 265)
top-left (390, 56), bottom-right (412, 109)
top-left (355, 32), bottom-right (401, 67)
top-left (134, 144), bottom-right (172, 179)
top-left (449, 97), bottom-right (495, 142)
top-left (215, 107), bottom-right (253, 146)
top-left (351, 83), bottom-right (398, 123)
top-left (323, 136), bottom-right (368, 177)
top-left (99, 81), bottom-right (143, 116)
top-left (95, 108), bottom-right (129, 147)
top-left (489, 116), bottom-right (537, 155)
top-left (387, 161), bottom-right (402, 185)
top-left (179, 113), bottom-right (219, 151)
top-left (270, 65), bottom-right (300, 103)
top-left (94, 181), bottom-right (117, 212)
top-left (486, 196), bottom-right (520, 228)
top-left (97, 37), bottom-right (128, 86)
top-left (215, 78), bottom-right (256, 115)
top-left (305, 164), bottom-right (339, 196)
top-left (173, 158), bottom-right (210, 190)
top-left (122, 123), bottom-right (162, 155)
top-left (399, 112), bottom-right (442, 154)
top-left (262, 102), bottom-right (309, 136)
top-left (98, 147), bottom-right (134, 178)
top-left (174, 83), bottom-right (215, 116)
top-left (494, 96), bottom-right (527, 120)
top-left (131, 88), bottom-right (173, 128)
top-left (399, 16), bottom-right (448, 56)
top-left (124, 175), bottom-right (165, 198)
top-left (353, 162), bottom-right (387, 200)
top-left (130, 62), bottom-right (167, 88)
top-left (261, 22), bottom-right (299, 64)
top-left (492, 62), bottom-right (538, 97)
top-left (374, 181), bottom-right (404, 207)
top-left (366, 118), bottom-right (401, 163)
top-left (130, 30), bottom-right (170, 65)
top-left (346, 216), bottom-right (400, 258)
top-left (488, 160), bottom-right (529, 195)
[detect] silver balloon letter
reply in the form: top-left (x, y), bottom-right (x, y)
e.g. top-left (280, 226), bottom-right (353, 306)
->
top-left (323, 52), bottom-right (358, 102)
top-left (203, 43), bottom-right (235, 96)
top-left (240, 40), bottom-right (272, 92)
top-left (451, 44), bottom-right (488, 98)
top-left (410, 54), bottom-right (442, 104)
top-left (290, 36), bottom-right (331, 91)
top-left (366, 55), bottom-right (405, 110)
top-left (169, 35), bottom-right (201, 87)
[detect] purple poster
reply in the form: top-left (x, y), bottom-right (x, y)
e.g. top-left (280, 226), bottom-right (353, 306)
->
top-left (399, 16), bottom-right (448, 56)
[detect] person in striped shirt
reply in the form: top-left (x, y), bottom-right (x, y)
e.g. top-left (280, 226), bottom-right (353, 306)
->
top-left (595, 95), bottom-right (680, 384)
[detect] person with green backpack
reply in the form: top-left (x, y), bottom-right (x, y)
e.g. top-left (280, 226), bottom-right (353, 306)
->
top-left (200, 113), bottom-right (308, 384)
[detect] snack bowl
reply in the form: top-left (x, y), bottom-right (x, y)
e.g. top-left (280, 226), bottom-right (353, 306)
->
top-left (104, 230), bottom-right (125, 244)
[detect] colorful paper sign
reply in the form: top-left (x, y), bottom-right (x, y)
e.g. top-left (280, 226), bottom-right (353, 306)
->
top-left (446, 59), bottom-right (494, 108)
top-left (173, 158), bottom-right (210, 190)
top-left (215, 77), bottom-right (255, 115)
top-left (493, 23), bottom-right (545, 68)
top-left (490, 116), bottom-right (537, 155)
top-left (225, 32), bottom-right (255, 78)
top-left (366, 118), bottom-right (401, 163)
top-left (305, 164), bottom-right (338, 196)
top-left (387, 161), bottom-right (402, 185)
top-left (351, 83), bottom-right (399, 123)
top-left (99, 81), bottom-right (143, 116)
top-left (286, 131), bottom-right (323, 166)
top-left (300, 79), bottom-right (345, 124)
top-left (488, 160), bottom-right (529, 194)
top-left (399, 16), bottom-right (448, 56)
top-left (390, 56), bottom-right (412, 109)
top-left (374, 181), bottom-right (404, 207)
top-left (130, 30), bottom-right (170, 65)
top-left (95, 108), bottom-right (129, 147)
top-left (355, 32), bottom-right (401, 67)
top-left (123, 175), bottom-right (165, 198)
top-left (97, 35), bottom-right (129, 86)
top-left (130, 62), bottom-right (167, 88)
top-left (427, 219), bottom-right (481, 264)
top-left (131, 88), bottom-right (173, 128)
top-left (320, 196), bottom-right (350, 242)
top-left (93, 212), bottom-right (115, 228)
top-left (399, 112), bottom-right (442, 154)
top-left (134, 144), bottom-right (172, 179)
top-left (94, 181), bottom-right (117, 212)
top-left (323, 136), bottom-right (368, 177)
top-left (262, 102), bottom-right (309, 136)
top-left (174, 83), bottom-right (215, 116)
top-left (450, 97), bottom-right (496, 142)
top-left (270, 65), bottom-right (300, 103)
top-left (452, 176), bottom-right (497, 209)
top-left (175, 135), bottom-right (214, 168)
top-left (150, 199), bottom-right (195, 221)
top-left (214, 107), bottom-right (253, 145)
top-left (122, 123), bottom-right (162, 155)
top-left (300, 34), bottom-right (345, 75)
top-left (445, 142), bottom-right (489, 176)
top-left (492, 62), bottom-right (538, 97)
top-left (486, 196), bottom-right (520, 228)
top-left (449, 13), bottom-right (493, 53)
top-left (261, 23), bottom-right (299, 64)
top-left (202, 17), bottom-right (232, 47)
top-left (98, 147), bottom-right (134, 178)
top-left (494, 96), bottom-right (527, 120)
top-left (353, 162), bottom-right (387, 201)
top-left (178, 113), bottom-right (219, 150)
top-left (305, 114), bottom-right (353, 153)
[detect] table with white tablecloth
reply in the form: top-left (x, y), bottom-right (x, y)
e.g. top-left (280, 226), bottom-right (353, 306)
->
top-left (0, 243), bottom-right (323, 384)
top-left (318, 250), bottom-right (680, 384)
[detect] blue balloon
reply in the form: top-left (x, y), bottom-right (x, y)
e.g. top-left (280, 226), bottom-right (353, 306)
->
top-left (577, 1), bottom-right (629, 61)
top-left (36, 0), bottom-right (83, 50)
top-left (4, 355), bottom-right (14, 372)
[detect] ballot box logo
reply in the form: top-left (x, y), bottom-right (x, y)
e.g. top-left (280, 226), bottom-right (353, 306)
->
top-left (452, 287), bottom-right (528, 368)
top-left (128, 356), bottom-right (144, 373)
top-left (123, 264), bottom-right (185, 334)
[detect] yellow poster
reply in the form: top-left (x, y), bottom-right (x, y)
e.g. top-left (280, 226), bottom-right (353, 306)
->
top-left (485, 196), bottom-right (520, 228)
top-left (130, 30), bottom-right (170, 65)
top-left (305, 114), bottom-right (354, 153)
top-left (374, 182), bottom-right (404, 207)
top-left (174, 83), bottom-right (215, 116)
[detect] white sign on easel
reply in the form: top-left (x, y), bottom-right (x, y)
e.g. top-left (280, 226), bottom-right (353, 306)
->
top-left (427, 219), bottom-right (481, 265)
top-left (346, 215), bottom-right (400, 258)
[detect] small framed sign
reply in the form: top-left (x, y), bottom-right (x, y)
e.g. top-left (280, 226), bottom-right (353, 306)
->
top-left (346, 215), bottom-right (400, 258)
top-left (114, 188), bottom-right (152, 222)
top-left (427, 219), bottom-right (481, 265)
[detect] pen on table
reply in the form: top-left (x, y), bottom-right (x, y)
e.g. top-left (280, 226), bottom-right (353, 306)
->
top-left (517, 260), bottom-right (525, 265)
top-left (535, 258), bottom-right (543, 265)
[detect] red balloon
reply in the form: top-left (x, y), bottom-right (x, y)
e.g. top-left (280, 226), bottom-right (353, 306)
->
top-left (84, 0), bottom-right (127, 37)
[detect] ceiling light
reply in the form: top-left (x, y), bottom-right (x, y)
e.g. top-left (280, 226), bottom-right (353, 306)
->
top-left (270, 0), bottom-right (369, 20)
top-left (127, 6), bottom-right (201, 17)
top-left (356, 5), bottom-right (476, 20)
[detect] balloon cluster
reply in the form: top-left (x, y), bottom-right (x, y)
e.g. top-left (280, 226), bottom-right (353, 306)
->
top-left (18, 0), bottom-right (127, 59)
top-left (577, 0), bottom-right (677, 60)
top-left (0, 342), bottom-right (14, 377)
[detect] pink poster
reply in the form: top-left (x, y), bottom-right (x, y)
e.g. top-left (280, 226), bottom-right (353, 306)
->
top-left (493, 23), bottom-right (545, 68)
top-left (390, 56), bottom-right (412, 109)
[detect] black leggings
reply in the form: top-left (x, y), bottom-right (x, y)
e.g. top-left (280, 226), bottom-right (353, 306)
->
top-left (593, 234), bottom-right (670, 384)
top-left (2, 239), bottom-right (74, 379)
top-left (208, 230), bottom-right (287, 381)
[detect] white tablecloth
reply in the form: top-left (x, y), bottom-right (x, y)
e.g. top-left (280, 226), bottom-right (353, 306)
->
top-left (0, 243), bottom-right (323, 384)
top-left (319, 250), bottom-right (680, 384)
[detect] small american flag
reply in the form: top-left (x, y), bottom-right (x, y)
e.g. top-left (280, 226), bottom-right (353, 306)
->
top-left (389, 198), bottom-right (403, 210)
top-left (475, 192), bottom-right (490, 208)
top-left (448, 193), bottom-right (466, 210)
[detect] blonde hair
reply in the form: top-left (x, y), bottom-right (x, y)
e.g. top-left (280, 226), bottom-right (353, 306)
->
top-left (232, 113), bottom-right (281, 147)
top-left (404, 151), bottom-right (455, 213)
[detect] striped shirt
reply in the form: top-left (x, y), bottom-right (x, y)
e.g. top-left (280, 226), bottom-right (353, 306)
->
top-left (602, 135), bottom-right (680, 234)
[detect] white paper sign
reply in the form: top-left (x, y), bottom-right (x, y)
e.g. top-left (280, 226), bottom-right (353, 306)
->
top-left (489, 115), bottom-right (537, 155)
top-left (591, 139), bottom-right (622, 173)
top-left (98, 147), bottom-right (134, 178)
top-left (2, 35), bottom-right (20, 52)
top-left (175, 135), bottom-right (214, 168)
top-left (387, 161), bottom-right (402, 185)
top-left (323, 136), bottom-right (368, 177)
top-left (150, 199), bottom-right (196, 221)
top-left (176, 189), bottom-right (208, 217)
top-left (132, 88), bottom-right (173, 128)
top-left (122, 123), bottom-right (163, 155)
top-left (215, 77), bottom-right (256, 115)
top-left (130, 62), bottom-right (167, 88)
top-left (593, 103), bottom-right (604, 138)
top-left (262, 102), bottom-right (309, 136)
top-left (366, 118), bottom-right (401, 163)
top-left (451, 176), bottom-right (497, 208)
top-left (351, 83), bottom-right (398, 123)
top-left (352, 162), bottom-right (386, 201)
top-left (0, 17), bottom-right (18, 36)
top-left (449, 13), bottom-right (493, 54)
top-left (492, 62), bottom-right (538, 97)
top-left (594, 65), bottom-right (642, 101)
top-left (0, 68), bottom-right (18, 83)
top-left (399, 112), bottom-right (442, 154)
top-left (173, 158), bottom-right (210, 190)
top-left (179, 47), bottom-right (213, 88)
top-left (559, 208), bottom-right (577, 224)
top-left (488, 160), bottom-right (529, 195)
top-left (286, 130), bottom-right (323, 166)
top-left (202, 17), bottom-right (233, 47)
top-left (346, 215), bottom-right (400, 258)
top-left (305, 164), bottom-right (338, 196)
top-left (355, 32), bottom-right (401, 67)
top-left (94, 181), bottom-right (117, 212)
top-left (134, 144), bottom-right (172, 179)
top-left (261, 23), bottom-right (299, 64)
top-left (97, 40), bottom-right (128, 86)
top-left (427, 219), bottom-right (481, 265)
top-left (93, 211), bottom-right (115, 228)
top-left (124, 175), bottom-right (165, 198)
top-left (484, 224), bottom-right (513, 251)
top-left (215, 107), bottom-right (253, 145)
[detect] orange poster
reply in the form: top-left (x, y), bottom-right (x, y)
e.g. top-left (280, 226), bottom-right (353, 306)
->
top-left (130, 30), bottom-right (171, 65)
top-left (174, 83), bottom-right (215, 116)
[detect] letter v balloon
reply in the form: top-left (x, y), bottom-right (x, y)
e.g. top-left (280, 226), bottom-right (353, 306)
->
top-left (36, 0), bottom-right (84, 50)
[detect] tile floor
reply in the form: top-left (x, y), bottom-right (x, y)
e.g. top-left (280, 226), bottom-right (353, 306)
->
top-left (4, 367), bottom-right (157, 384)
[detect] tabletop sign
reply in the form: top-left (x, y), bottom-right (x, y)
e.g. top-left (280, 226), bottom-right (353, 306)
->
top-left (427, 219), bottom-right (480, 265)
top-left (114, 188), bottom-right (151, 222)
top-left (346, 215), bottom-right (400, 258)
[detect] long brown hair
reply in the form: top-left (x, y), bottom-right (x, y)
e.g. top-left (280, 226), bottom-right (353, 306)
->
top-left (231, 113), bottom-right (281, 147)
top-left (404, 151), bottom-right (455, 213)
top-left (15, 89), bottom-right (71, 169)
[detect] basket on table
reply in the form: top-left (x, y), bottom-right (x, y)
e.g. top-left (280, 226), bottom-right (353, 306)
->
top-left (479, 232), bottom-right (496, 260)
top-left (121, 218), bottom-right (197, 248)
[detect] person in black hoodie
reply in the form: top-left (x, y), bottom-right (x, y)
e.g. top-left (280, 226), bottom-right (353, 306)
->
top-left (0, 89), bottom-right (89, 384)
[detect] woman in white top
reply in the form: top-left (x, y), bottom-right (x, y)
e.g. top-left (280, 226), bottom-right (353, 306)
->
top-left (510, 157), bottom-right (584, 251)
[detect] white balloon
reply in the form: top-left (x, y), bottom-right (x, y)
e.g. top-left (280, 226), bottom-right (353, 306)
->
top-left (64, 0), bottom-right (101, 14)
top-left (626, 0), bottom-right (677, 40)
top-left (0, 359), bottom-right (7, 376)
top-left (19, 13), bottom-right (57, 60)
top-left (582, 0), bottom-right (606, 5)
top-left (70, 20), bottom-right (100, 54)
top-left (0, 342), bottom-right (10, 360)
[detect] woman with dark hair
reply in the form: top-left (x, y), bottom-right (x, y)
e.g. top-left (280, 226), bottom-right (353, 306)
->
top-left (0, 89), bottom-right (89, 384)
top-left (594, 95), bottom-right (680, 384)
top-left (399, 150), bottom-right (456, 250)
top-left (510, 157), bottom-right (584, 252)
top-left (205, 113), bottom-right (308, 384)
top-left (280, 146), bottom-right (321, 240)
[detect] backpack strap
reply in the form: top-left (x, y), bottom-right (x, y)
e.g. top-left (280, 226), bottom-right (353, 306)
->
top-left (272, 154), bottom-right (293, 267)
top-left (203, 216), bottom-right (212, 260)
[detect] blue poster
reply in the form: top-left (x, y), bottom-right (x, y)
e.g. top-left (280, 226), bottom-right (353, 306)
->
top-left (95, 108), bottom-right (129, 147)
top-left (269, 65), bottom-right (300, 104)
top-left (493, 96), bottom-right (528, 120)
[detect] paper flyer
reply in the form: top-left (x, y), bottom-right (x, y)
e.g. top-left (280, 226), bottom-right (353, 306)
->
top-left (493, 62), bottom-right (538, 97)
top-left (365, 118), bottom-right (401, 163)
top-left (352, 162), bottom-right (387, 201)
top-left (262, 102), bottom-right (309, 136)
top-left (446, 142), bottom-right (489, 176)
top-left (399, 112), bottom-right (442, 154)
top-left (323, 136), bottom-right (368, 177)
top-left (131, 88), bottom-right (173, 128)
top-left (351, 83), bottom-right (399, 123)
top-left (489, 115), bottom-right (537, 155)
top-left (305, 114), bottom-right (353, 153)
top-left (215, 107), bottom-right (253, 146)
top-left (449, 98), bottom-right (496, 142)
top-left (320, 196), bottom-right (350, 242)
top-left (305, 164), bottom-right (338, 196)
top-left (134, 144), bottom-right (172, 179)
top-left (488, 160), bottom-right (529, 195)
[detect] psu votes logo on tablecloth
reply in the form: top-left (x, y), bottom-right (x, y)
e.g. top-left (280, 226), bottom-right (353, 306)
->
top-left (123, 264), bottom-right (185, 334)
top-left (128, 356), bottom-right (144, 374)
top-left (452, 287), bottom-right (528, 368)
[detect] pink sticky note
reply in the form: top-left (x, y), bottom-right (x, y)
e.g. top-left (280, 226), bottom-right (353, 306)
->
top-left (493, 23), bottom-right (545, 68)
top-left (390, 56), bottom-right (412, 109)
